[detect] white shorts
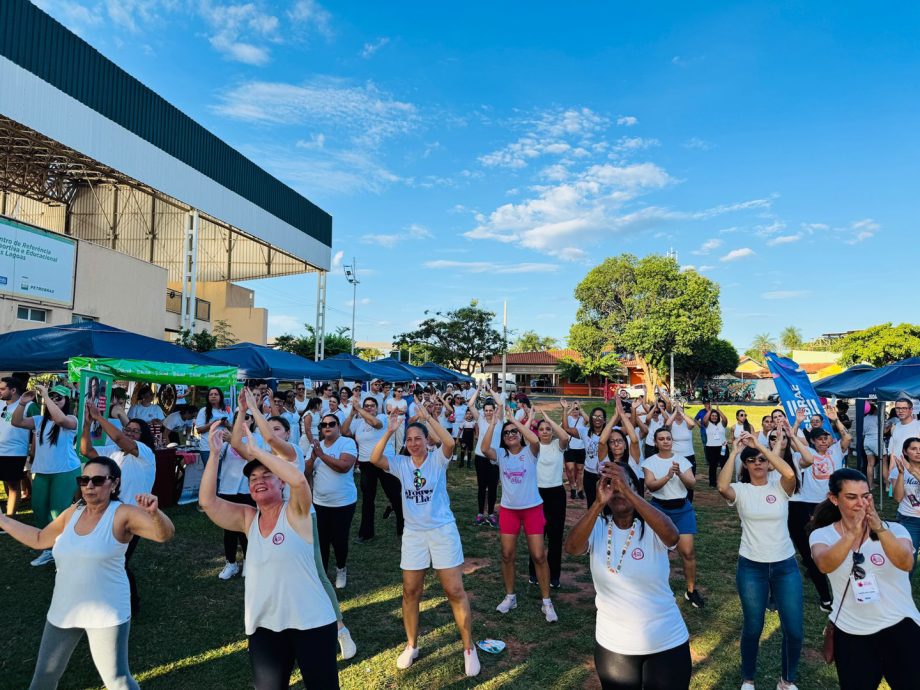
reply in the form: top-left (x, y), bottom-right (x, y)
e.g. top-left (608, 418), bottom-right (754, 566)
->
top-left (400, 522), bottom-right (464, 571)
top-left (863, 437), bottom-right (879, 456)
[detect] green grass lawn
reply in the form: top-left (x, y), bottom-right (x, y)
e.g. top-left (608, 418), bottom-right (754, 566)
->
top-left (0, 402), bottom-right (909, 689)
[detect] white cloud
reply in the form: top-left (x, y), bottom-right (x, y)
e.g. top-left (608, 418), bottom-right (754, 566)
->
top-left (616, 116), bottom-right (638, 126)
top-left (360, 224), bottom-right (432, 248)
top-left (613, 136), bottom-right (660, 152)
top-left (846, 218), bottom-right (880, 244)
top-left (692, 238), bottom-right (723, 255)
top-left (287, 0), bottom-right (333, 38)
top-left (33, 1), bottom-right (103, 33)
top-left (331, 250), bottom-right (344, 268)
top-left (199, 1), bottom-right (283, 66)
top-left (683, 137), bottom-right (711, 150)
top-left (250, 144), bottom-right (402, 195)
top-left (296, 133), bottom-right (326, 150)
top-left (720, 247), bottom-right (756, 262)
top-left (767, 234), bottom-right (802, 246)
top-left (361, 37), bottom-right (390, 58)
top-left (424, 260), bottom-right (559, 274)
top-left (761, 290), bottom-right (808, 300)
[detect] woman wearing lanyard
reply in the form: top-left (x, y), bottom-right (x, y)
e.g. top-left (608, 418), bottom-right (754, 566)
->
top-left (789, 405), bottom-right (851, 612)
top-left (642, 427), bottom-right (704, 609)
top-left (527, 412), bottom-right (570, 589)
top-left (719, 430), bottom-right (802, 690)
top-left (703, 406), bottom-right (729, 487)
top-left (563, 402), bottom-right (606, 507)
top-left (0, 456), bottom-right (174, 689)
top-left (469, 396), bottom-right (502, 527)
top-left (888, 437), bottom-right (920, 574)
top-left (809, 468), bottom-right (920, 690)
top-left (369, 401), bottom-right (479, 677)
top-left (307, 413), bottom-right (358, 590)
top-left (200, 412), bottom-right (341, 689)
top-left (480, 407), bottom-right (558, 622)
top-left (565, 462), bottom-right (690, 690)
top-left (12, 385), bottom-right (81, 568)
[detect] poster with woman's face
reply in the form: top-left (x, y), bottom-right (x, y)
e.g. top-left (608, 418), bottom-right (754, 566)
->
top-left (77, 370), bottom-right (114, 448)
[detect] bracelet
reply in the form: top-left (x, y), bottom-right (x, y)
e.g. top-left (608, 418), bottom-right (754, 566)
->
top-left (876, 526), bottom-right (888, 534)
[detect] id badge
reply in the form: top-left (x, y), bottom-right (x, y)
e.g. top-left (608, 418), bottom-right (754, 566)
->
top-left (852, 573), bottom-right (881, 604)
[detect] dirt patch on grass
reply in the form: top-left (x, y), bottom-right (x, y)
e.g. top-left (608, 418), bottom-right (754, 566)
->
top-left (504, 639), bottom-right (537, 663)
top-left (461, 557), bottom-right (492, 575)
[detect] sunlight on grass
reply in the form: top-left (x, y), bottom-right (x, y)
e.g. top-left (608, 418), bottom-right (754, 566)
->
top-left (135, 639), bottom-right (247, 681)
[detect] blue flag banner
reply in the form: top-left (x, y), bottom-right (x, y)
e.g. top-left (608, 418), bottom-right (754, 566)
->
top-left (764, 352), bottom-right (834, 436)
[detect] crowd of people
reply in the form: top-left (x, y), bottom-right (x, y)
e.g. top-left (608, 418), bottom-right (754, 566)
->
top-left (1, 374), bottom-right (919, 689)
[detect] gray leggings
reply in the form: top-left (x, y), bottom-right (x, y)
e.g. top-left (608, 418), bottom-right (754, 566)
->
top-left (313, 515), bottom-right (343, 623)
top-left (30, 619), bottom-right (138, 690)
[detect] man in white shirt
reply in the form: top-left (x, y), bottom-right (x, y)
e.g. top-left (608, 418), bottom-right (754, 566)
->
top-left (886, 398), bottom-right (920, 486)
top-left (361, 379), bottom-right (386, 411)
top-left (461, 382), bottom-right (475, 402)
top-left (0, 376), bottom-right (39, 516)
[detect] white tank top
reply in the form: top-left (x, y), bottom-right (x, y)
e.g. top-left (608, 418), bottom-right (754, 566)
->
top-left (47, 503), bottom-right (130, 628)
top-left (244, 502), bottom-right (336, 635)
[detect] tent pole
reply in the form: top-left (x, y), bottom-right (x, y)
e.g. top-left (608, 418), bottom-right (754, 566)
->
top-left (879, 404), bottom-right (885, 509)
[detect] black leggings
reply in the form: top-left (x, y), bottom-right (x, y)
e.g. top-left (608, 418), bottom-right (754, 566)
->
top-left (787, 501), bottom-right (831, 603)
top-left (595, 640), bottom-right (691, 690)
top-left (314, 503), bottom-right (356, 571)
top-left (475, 454), bottom-right (499, 515)
top-left (704, 445), bottom-right (725, 487)
top-left (248, 623), bottom-right (339, 690)
top-left (220, 493), bottom-right (256, 562)
top-left (685, 454), bottom-right (696, 503)
top-left (834, 617), bottom-right (920, 690)
top-left (358, 463), bottom-right (404, 539)
top-left (528, 485), bottom-right (566, 581)
top-left (584, 470), bottom-right (599, 507)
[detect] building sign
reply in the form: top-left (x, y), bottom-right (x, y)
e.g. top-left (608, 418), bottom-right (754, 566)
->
top-left (0, 216), bottom-right (76, 307)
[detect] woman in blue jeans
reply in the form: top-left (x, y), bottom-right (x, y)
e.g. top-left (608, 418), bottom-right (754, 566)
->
top-left (890, 436), bottom-right (920, 574)
top-left (719, 429), bottom-right (802, 690)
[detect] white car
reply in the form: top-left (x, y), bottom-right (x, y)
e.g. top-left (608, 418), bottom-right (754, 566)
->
top-left (622, 384), bottom-right (646, 399)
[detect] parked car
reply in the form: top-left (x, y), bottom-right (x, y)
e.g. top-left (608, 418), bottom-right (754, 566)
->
top-left (622, 383), bottom-right (647, 398)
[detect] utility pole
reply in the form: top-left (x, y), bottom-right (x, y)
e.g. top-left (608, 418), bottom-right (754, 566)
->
top-left (501, 300), bottom-right (508, 392)
top-left (344, 258), bottom-right (359, 355)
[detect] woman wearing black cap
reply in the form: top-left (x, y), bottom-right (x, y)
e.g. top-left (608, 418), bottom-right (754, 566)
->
top-left (199, 399), bottom-right (340, 689)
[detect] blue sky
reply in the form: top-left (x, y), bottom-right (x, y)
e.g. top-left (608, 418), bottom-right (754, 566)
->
top-left (37, 1), bottom-right (920, 353)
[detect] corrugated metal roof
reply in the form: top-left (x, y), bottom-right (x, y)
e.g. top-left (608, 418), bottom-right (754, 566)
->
top-left (0, 0), bottom-right (331, 248)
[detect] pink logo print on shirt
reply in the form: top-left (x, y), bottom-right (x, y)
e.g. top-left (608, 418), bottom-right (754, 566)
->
top-left (766, 495), bottom-right (777, 504)
top-left (870, 553), bottom-right (885, 566)
top-left (504, 469), bottom-right (526, 485)
top-left (272, 533), bottom-right (285, 545)
top-left (631, 548), bottom-right (644, 560)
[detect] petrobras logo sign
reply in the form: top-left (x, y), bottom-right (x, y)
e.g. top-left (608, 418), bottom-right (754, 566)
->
top-left (0, 216), bottom-right (76, 307)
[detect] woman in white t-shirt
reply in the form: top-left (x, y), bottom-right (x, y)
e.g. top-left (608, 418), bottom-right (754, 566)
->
top-left (12, 385), bottom-right (81, 568)
top-left (598, 396), bottom-right (643, 492)
top-left (194, 387), bottom-right (231, 452)
top-left (789, 406), bottom-right (851, 612)
top-left (385, 386), bottom-right (409, 457)
top-left (719, 430), bottom-right (802, 690)
top-left (889, 436), bottom-right (920, 575)
top-left (300, 397), bottom-right (323, 451)
top-left (732, 409), bottom-right (754, 444)
top-left (369, 402), bottom-right (480, 677)
top-left (703, 406), bottom-right (729, 488)
top-left (562, 400), bottom-right (588, 500)
top-left (665, 405), bottom-right (697, 501)
top-left (526, 412), bottom-right (570, 590)
top-left (562, 401), bottom-right (606, 507)
top-left (469, 396), bottom-right (502, 526)
top-left (809, 468), bottom-right (920, 690)
top-left (565, 462), bottom-right (690, 690)
top-left (481, 408), bottom-right (558, 623)
top-left (642, 427), bottom-right (704, 609)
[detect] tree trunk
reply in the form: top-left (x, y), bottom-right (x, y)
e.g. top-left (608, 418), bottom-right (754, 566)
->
top-left (634, 355), bottom-right (663, 401)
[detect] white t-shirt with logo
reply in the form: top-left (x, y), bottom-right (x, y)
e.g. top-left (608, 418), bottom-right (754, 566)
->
top-left (567, 415), bottom-right (587, 450)
top-left (809, 523), bottom-right (920, 634)
top-left (497, 446), bottom-right (542, 509)
top-left (888, 419), bottom-right (920, 458)
top-left (537, 440), bottom-right (565, 489)
top-left (350, 414), bottom-right (387, 463)
top-left (129, 403), bottom-right (165, 423)
top-left (195, 408), bottom-right (231, 451)
top-left (476, 416), bottom-right (502, 456)
top-left (0, 399), bottom-right (38, 456)
top-left (579, 427), bottom-right (602, 474)
top-left (97, 441), bottom-right (156, 507)
top-left (30, 415), bottom-right (80, 474)
top-left (794, 442), bottom-right (845, 503)
top-left (588, 517), bottom-right (689, 655)
top-left (311, 435), bottom-right (358, 508)
top-left (889, 465), bottom-right (920, 518)
top-left (642, 454), bottom-right (692, 501)
top-left (705, 422), bottom-right (726, 447)
top-left (729, 480), bottom-right (795, 562)
top-left (387, 448), bottom-right (455, 530)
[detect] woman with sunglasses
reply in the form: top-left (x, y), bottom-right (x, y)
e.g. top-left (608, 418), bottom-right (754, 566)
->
top-left (0, 456), bottom-right (174, 689)
top-left (12, 385), bottom-right (81, 568)
top-left (703, 405), bottom-right (729, 487)
top-left (763, 418), bottom-right (813, 484)
top-left (643, 426), bottom-right (704, 608)
top-left (598, 396), bottom-right (643, 490)
top-left (565, 462), bottom-right (690, 690)
top-left (562, 399), bottom-right (588, 500)
top-left (563, 402), bottom-right (607, 507)
top-left (369, 401), bottom-right (480, 676)
top-left (307, 413), bottom-right (357, 590)
top-left (480, 406), bottom-right (559, 623)
top-left (81, 404), bottom-right (157, 615)
top-left (732, 409), bottom-right (754, 445)
top-left (809, 468), bottom-right (920, 690)
top-left (385, 385), bottom-right (409, 456)
top-left (719, 430), bottom-right (802, 690)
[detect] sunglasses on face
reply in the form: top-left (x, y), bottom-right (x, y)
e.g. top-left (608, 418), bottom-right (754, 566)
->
top-left (48, 394), bottom-right (64, 402)
top-left (738, 414), bottom-right (746, 418)
top-left (319, 422), bottom-right (338, 429)
top-left (76, 475), bottom-right (112, 487)
top-left (503, 429), bottom-right (519, 436)
top-left (746, 457), bottom-right (768, 465)
top-left (296, 387), bottom-right (305, 391)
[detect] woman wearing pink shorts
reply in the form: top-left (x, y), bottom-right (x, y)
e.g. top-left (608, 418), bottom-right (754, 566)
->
top-left (480, 405), bottom-right (559, 623)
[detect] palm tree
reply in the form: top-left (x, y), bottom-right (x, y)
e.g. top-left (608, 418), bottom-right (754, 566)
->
top-left (750, 332), bottom-right (778, 356)
top-left (779, 326), bottom-right (803, 352)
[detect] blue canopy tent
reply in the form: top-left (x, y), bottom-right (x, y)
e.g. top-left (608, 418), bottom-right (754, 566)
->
top-left (370, 358), bottom-right (452, 382)
top-left (812, 363), bottom-right (875, 397)
top-left (320, 353), bottom-right (404, 382)
top-left (419, 362), bottom-right (474, 383)
top-left (207, 343), bottom-right (336, 381)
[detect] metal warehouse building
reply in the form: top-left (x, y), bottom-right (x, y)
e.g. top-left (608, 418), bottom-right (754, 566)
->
top-left (0, 0), bottom-right (332, 350)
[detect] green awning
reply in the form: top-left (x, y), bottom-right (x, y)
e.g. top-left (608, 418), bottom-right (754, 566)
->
top-left (68, 357), bottom-right (237, 388)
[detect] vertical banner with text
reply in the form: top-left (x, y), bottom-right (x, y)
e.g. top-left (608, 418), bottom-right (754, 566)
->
top-left (764, 352), bottom-right (834, 436)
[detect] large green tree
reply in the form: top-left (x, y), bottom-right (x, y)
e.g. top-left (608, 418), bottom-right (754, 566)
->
top-left (274, 325), bottom-right (357, 360)
top-left (568, 254), bottom-right (722, 394)
top-left (779, 326), bottom-right (803, 352)
top-left (393, 300), bottom-right (504, 374)
top-left (836, 323), bottom-right (920, 366)
top-left (509, 330), bottom-right (558, 353)
top-left (175, 319), bottom-right (237, 352)
top-left (673, 337), bottom-right (739, 393)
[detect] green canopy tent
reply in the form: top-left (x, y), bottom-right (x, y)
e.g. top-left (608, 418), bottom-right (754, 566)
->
top-left (67, 357), bottom-right (237, 388)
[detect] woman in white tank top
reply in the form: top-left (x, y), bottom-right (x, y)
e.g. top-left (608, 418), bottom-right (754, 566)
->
top-left (200, 390), bottom-right (340, 689)
top-left (0, 456), bottom-right (174, 689)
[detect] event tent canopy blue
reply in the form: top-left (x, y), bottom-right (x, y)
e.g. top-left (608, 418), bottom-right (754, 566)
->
top-left (812, 364), bottom-right (876, 397)
top-left (320, 353), bottom-right (404, 382)
top-left (419, 362), bottom-right (475, 383)
top-left (0, 321), bottom-right (226, 372)
top-left (370, 358), bottom-right (453, 382)
top-left (207, 343), bottom-right (335, 381)
top-left (812, 358), bottom-right (920, 400)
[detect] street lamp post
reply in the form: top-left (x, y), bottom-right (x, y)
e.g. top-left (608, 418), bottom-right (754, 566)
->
top-left (343, 258), bottom-right (359, 355)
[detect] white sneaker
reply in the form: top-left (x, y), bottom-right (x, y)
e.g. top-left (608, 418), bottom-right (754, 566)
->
top-left (396, 644), bottom-right (419, 669)
top-left (218, 562), bottom-right (240, 580)
top-left (30, 550), bottom-right (53, 567)
top-left (496, 593), bottom-right (517, 614)
top-left (464, 647), bottom-right (481, 677)
top-left (335, 567), bottom-right (347, 589)
top-left (338, 626), bottom-right (357, 660)
top-left (542, 601), bottom-right (559, 623)
top-left (741, 683), bottom-right (755, 690)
